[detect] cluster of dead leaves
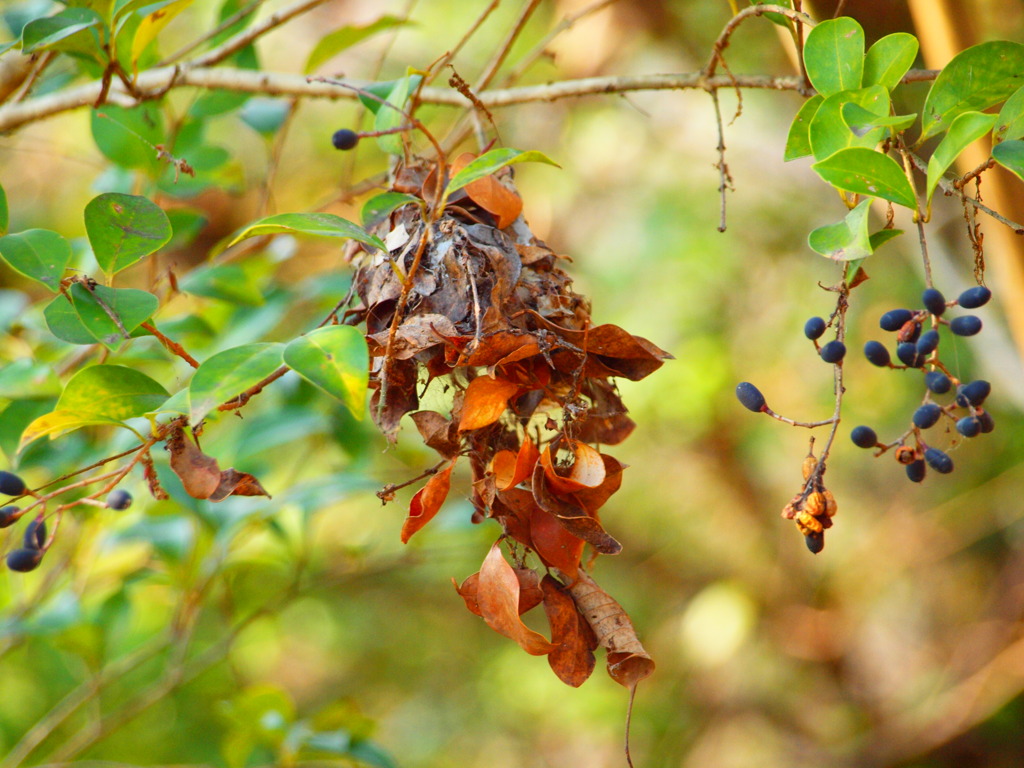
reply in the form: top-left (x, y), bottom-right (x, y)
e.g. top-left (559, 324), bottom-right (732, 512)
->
top-left (165, 421), bottom-right (270, 502)
top-left (347, 154), bottom-right (669, 689)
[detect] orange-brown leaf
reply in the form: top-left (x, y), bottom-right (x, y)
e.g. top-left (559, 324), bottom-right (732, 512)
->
top-left (209, 468), bottom-right (271, 501)
top-left (530, 507), bottom-right (585, 582)
top-left (477, 542), bottom-right (556, 656)
top-left (492, 487), bottom-right (536, 546)
top-left (410, 410), bottom-right (461, 459)
top-left (167, 425), bottom-right (220, 500)
top-left (542, 575), bottom-right (597, 687)
top-left (453, 572), bottom-right (483, 617)
top-left (568, 569), bottom-right (655, 688)
top-left (400, 459), bottom-right (456, 543)
top-left (572, 455), bottom-right (625, 514)
top-left (491, 438), bottom-right (539, 492)
top-left (532, 462), bottom-right (622, 555)
top-left (540, 440), bottom-right (606, 495)
top-left (452, 152), bottom-right (524, 229)
top-left (457, 375), bottom-right (519, 431)
top-left (455, 568), bottom-right (544, 617)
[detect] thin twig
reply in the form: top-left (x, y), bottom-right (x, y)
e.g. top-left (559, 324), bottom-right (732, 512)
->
top-left (376, 459), bottom-right (449, 502)
top-left (140, 321), bottom-right (200, 368)
top-left (907, 153), bottom-right (1024, 234)
top-left (424, 0), bottom-right (500, 87)
top-left (833, 0), bottom-right (850, 18)
top-left (474, 0), bottom-right (545, 93)
top-left (710, 88), bottom-right (733, 232)
top-left (703, 4), bottom-right (816, 80)
top-left (158, 0), bottom-right (265, 65)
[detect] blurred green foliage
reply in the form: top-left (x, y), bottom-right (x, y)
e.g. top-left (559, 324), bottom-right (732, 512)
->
top-left (1, 1), bottom-right (1024, 767)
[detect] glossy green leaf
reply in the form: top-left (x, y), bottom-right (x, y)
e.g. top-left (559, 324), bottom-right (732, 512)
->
top-left (445, 148), bottom-right (560, 197)
top-left (85, 193), bottom-right (172, 276)
top-left (44, 295), bottom-right (96, 345)
top-left (189, 343), bottom-right (285, 423)
top-left (149, 388), bottom-right (190, 418)
top-left (283, 326), bottom-right (368, 420)
top-left (750, 0), bottom-right (793, 29)
top-left (993, 139), bottom-right (1024, 183)
top-left (305, 15), bottom-right (406, 73)
top-left (920, 41), bottom-right (1024, 142)
top-left (227, 213), bottom-right (385, 252)
top-left (869, 228), bottom-right (904, 250)
top-left (812, 148), bottom-right (917, 209)
top-left (803, 17), bottom-right (865, 97)
top-left (56, 364), bottom-right (169, 420)
top-left (784, 95), bottom-right (823, 161)
top-left (0, 229), bottom-right (72, 292)
top-left (993, 85), bottom-right (1024, 143)
top-left (68, 282), bottom-right (159, 348)
top-left (19, 410), bottom-right (127, 451)
top-left (925, 111), bottom-right (998, 205)
top-left (841, 103), bottom-right (916, 137)
top-left (91, 105), bottom-right (165, 171)
top-left (844, 258), bottom-right (865, 286)
top-left (21, 7), bottom-right (103, 54)
top-left (358, 76), bottom-right (423, 115)
top-left (0, 399), bottom-right (55, 462)
top-left (809, 86), bottom-right (889, 161)
top-left (0, 182), bottom-right (7, 236)
top-left (180, 264), bottom-right (264, 306)
top-left (361, 192), bottom-right (422, 229)
top-left (808, 198), bottom-right (873, 261)
top-left (374, 75), bottom-right (412, 155)
top-left (862, 32), bottom-right (918, 91)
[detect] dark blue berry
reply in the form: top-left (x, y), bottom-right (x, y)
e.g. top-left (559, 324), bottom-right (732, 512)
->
top-left (916, 329), bottom-right (940, 356)
top-left (897, 342), bottom-right (924, 368)
top-left (956, 380), bottom-right (991, 407)
top-left (912, 403), bottom-right (943, 429)
top-left (956, 416), bottom-right (981, 437)
top-left (922, 288), bottom-right (947, 316)
top-left (331, 129), bottom-right (359, 150)
top-left (851, 425), bottom-right (878, 448)
top-left (819, 340), bottom-right (846, 363)
top-left (6, 548), bottom-right (42, 573)
top-left (106, 489), bottom-right (133, 510)
top-left (906, 459), bottom-right (926, 483)
top-left (924, 447), bottom-right (953, 474)
top-left (24, 518), bottom-right (46, 550)
top-left (864, 341), bottom-right (891, 367)
top-left (804, 317), bottom-right (826, 340)
top-left (978, 410), bottom-right (995, 433)
top-left (950, 316), bottom-right (982, 336)
top-left (0, 471), bottom-right (26, 496)
top-left (880, 309), bottom-right (914, 331)
top-left (804, 531), bottom-right (824, 554)
top-left (735, 382), bottom-right (767, 412)
top-left (0, 505), bottom-right (18, 528)
top-left (925, 371), bottom-right (951, 394)
top-left (957, 286), bottom-right (991, 309)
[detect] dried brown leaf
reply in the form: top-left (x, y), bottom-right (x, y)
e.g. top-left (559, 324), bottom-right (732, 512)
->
top-left (400, 459), bottom-right (456, 543)
top-left (477, 542), bottom-right (555, 655)
top-left (167, 425), bottom-right (221, 500)
top-left (542, 575), bottom-right (597, 687)
top-left (531, 462), bottom-right (621, 555)
top-left (540, 440), bottom-right (606, 495)
top-left (209, 468), bottom-right (271, 501)
top-left (452, 153), bottom-right (524, 230)
top-left (457, 375), bottom-right (519, 431)
top-left (530, 507), bottom-right (585, 581)
top-left (410, 410), bottom-right (461, 459)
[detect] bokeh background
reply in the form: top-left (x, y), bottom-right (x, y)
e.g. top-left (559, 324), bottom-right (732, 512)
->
top-left (1, 1), bottom-right (1024, 766)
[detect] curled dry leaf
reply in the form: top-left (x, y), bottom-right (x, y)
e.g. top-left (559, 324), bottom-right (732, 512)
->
top-left (531, 461), bottom-right (621, 555)
top-left (400, 458), bottom-right (456, 543)
top-left (540, 439), bottom-right (606, 495)
top-left (477, 542), bottom-right (556, 656)
top-left (451, 152), bottom-right (524, 230)
top-left (411, 410), bottom-right (461, 459)
top-left (167, 424), bottom-right (270, 501)
top-left (542, 575), bottom-right (598, 687)
top-left (567, 569), bottom-right (655, 688)
top-left (491, 438), bottom-right (539, 491)
top-left (530, 506), bottom-right (585, 581)
top-left (209, 468), bottom-right (271, 501)
top-left (457, 375), bottom-right (520, 431)
top-left (453, 567), bottom-right (544, 618)
top-left (492, 487), bottom-right (535, 546)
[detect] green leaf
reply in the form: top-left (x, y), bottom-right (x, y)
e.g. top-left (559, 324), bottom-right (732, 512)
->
top-left (841, 103), bottom-right (916, 137)
top-left (862, 32), bottom-right (918, 91)
top-left (812, 148), bottom-right (918, 209)
top-left (869, 228), bottom-right (904, 250)
top-left (149, 388), bottom-right (190, 418)
top-left (57, 364), bottom-right (169, 420)
top-left (283, 326), bottom-right (368, 420)
top-left (809, 86), bottom-right (889, 161)
top-left (808, 198), bottom-right (873, 261)
top-left (85, 193), bottom-right (172, 276)
top-left (925, 111), bottom-right (998, 205)
top-left (993, 85), bottom-right (1024, 143)
top-left (361, 192), bottom-right (422, 229)
top-left (19, 409), bottom-right (126, 451)
top-left (239, 98), bottom-right (291, 136)
top-left (784, 95), bottom-right (823, 161)
top-left (180, 263), bottom-right (264, 306)
top-left (68, 282), bottom-right (159, 348)
top-left (91, 105), bottom-right (165, 171)
top-left (0, 181), bottom-right (7, 236)
top-left (993, 139), bottom-right (1024, 183)
top-left (189, 343), bottom-right (285, 423)
top-left (358, 76), bottom-right (423, 115)
top-left (44, 295), bottom-right (97, 345)
top-left (920, 41), bottom-right (1024, 142)
top-left (304, 15), bottom-right (407, 73)
top-left (0, 229), bottom-right (72, 291)
top-left (0, 360), bottom-right (61, 399)
top-left (374, 75), bottom-right (412, 155)
top-left (803, 17), bottom-right (865, 98)
top-left (21, 8), bottom-right (103, 54)
top-left (750, 0), bottom-right (793, 29)
top-left (227, 213), bottom-right (385, 252)
top-left (844, 258), bottom-right (865, 286)
top-left (445, 148), bottom-right (560, 197)
top-left (0, 399), bottom-right (55, 462)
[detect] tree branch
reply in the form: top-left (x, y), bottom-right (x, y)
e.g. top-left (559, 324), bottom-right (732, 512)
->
top-left (0, 66), bottom-right (940, 134)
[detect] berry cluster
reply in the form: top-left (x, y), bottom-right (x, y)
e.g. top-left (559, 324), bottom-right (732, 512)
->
top-left (850, 285), bottom-right (994, 483)
top-left (781, 452), bottom-right (838, 554)
top-left (2, 469), bottom-right (134, 573)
